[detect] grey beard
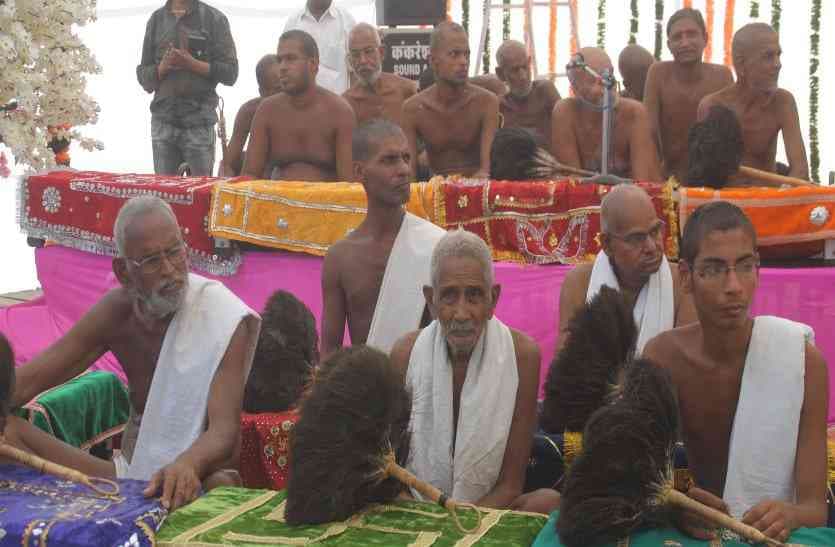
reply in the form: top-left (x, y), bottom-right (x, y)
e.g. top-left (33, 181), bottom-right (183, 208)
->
top-left (133, 282), bottom-right (186, 321)
top-left (508, 83), bottom-right (533, 100)
top-left (353, 67), bottom-right (381, 88)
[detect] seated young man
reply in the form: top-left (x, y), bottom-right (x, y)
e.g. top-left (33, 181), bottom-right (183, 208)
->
top-left (644, 201), bottom-right (828, 542)
top-left (0, 334), bottom-right (115, 479)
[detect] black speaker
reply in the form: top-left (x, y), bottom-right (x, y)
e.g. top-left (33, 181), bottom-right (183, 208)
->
top-left (376, 0), bottom-right (446, 27)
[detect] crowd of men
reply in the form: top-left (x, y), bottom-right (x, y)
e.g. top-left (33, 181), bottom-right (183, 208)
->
top-left (136, 1), bottom-right (810, 187)
top-left (0, 0), bottom-right (826, 544)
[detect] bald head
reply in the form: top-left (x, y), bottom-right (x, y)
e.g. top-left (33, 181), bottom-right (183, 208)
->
top-left (430, 21), bottom-right (468, 53)
top-left (568, 47), bottom-right (613, 104)
top-left (600, 184), bottom-right (655, 234)
top-left (732, 23), bottom-right (777, 69)
top-left (573, 47), bottom-right (613, 75)
top-left (496, 40), bottom-right (526, 66)
top-left (348, 22), bottom-right (381, 47)
top-left (618, 45), bottom-right (654, 100)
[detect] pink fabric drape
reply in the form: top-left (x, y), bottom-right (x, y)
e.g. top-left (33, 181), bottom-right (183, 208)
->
top-left (2, 246), bottom-right (835, 422)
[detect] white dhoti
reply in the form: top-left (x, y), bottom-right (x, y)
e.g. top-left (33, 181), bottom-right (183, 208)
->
top-left (723, 316), bottom-right (813, 518)
top-left (120, 273), bottom-right (260, 480)
top-left (366, 212), bottom-right (446, 354)
top-left (406, 317), bottom-right (519, 503)
top-left (586, 251), bottom-right (674, 354)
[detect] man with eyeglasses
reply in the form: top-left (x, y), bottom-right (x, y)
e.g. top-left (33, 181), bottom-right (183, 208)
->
top-left (12, 196), bottom-right (261, 512)
top-left (342, 23), bottom-right (418, 127)
top-left (558, 184), bottom-right (695, 355)
top-left (643, 201), bottom-right (827, 541)
top-left (550, 47), bottom-right (661, 181)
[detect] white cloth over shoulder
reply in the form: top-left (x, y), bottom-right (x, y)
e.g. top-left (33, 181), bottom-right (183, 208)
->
top-left (406, 317), bottom-right (519, 503)
top-left (723, 316), bottom-right (813, 518)
top-left (366, 213), bottom-right (445, 354)
top-left (123, 273), bottom-right (260, 480)
top-left (283, 5), bottom-right (356, 94)
top-left (586, 251), bottom-right (674, 354)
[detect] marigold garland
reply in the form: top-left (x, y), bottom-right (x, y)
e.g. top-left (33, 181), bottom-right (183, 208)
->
top-left (654, 0), bottom-right (664, 60)
top-left (568, 0), bottom-right (579, 56)
top-left (629, 0), bottom-right (638, 45)
top-left (482, 0), bottom-right (491, 73)
top-left (683, 0), bottom-right (692, 7)
top-left (723, 0), bottom-right (735, 67)
top-left (446, 0), bottom-right (452, 20)
top-left (502, 0), bottom-right (511, 40)
top-left (462, 0), bottom-right (470, 34)
top-left (809, 0), bottom-right (821, 183)
top-left (548, 0), bottom-right (557, 76)
top-left (704, 0), bottom-right (714, 62)
top-left (749, 1), bottom-right (759, 18)
top-left (771, 0), bottom-right (781, 34)
top-left (596, 0), bottom-right (606, 48)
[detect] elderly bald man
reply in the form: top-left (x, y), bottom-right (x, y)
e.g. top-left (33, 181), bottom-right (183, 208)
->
top-left (618, 44), bottom-right (654, 101)
top-left (342, 23), bottom-right (418, 126)
top-left (698, 23), bottom-right (808, 181)
top-left (495, 40), bottom-right (561, 148)
top-left (12, 196), bottom-right (261, 511)
top-left (557, 184), bottom-right (695, 354)
top-left (551, 47), bottom-right (661, 180)
top-left (391, 229), bottom-right (540, 508)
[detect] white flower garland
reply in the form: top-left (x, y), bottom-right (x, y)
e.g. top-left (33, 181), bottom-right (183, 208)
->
top-left (0, 0), bottom-right (103, 172)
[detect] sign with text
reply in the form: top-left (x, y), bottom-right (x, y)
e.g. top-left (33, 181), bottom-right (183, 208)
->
top-left (382, 29), bottom-right (432, 82)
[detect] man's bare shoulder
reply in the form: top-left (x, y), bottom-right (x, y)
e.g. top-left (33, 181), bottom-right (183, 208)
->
top-left (84, 287), bottom-right (135, 331)
top-left (552, 96), bottom-right (581, 118)
top-left (390, 329), bottom-right (422, 379)
top-left (648, 61), bottom-right (676, 78)
top-left (703, 62), bottom-right (733, 77)
top-left (618, 97), bottom-right (649, 118)
top-left (403, 88), bottom-right (430, 114)
top-left (510, 328), bottom-right (541, 365)
top-left (642, 323), bottom-right (698, 365)
top-left (238, 97), bottom-right (262, 117)
top-left (317, 87), bottom-right (356, 116)
top-left (470, 82), bottom-right (501, 105)
top-left (383, 72), bottom-right (418, 94)
top-left (533, 79), bottom-right (560, 100)
top-left (774, 87), bottom-right (799, 109)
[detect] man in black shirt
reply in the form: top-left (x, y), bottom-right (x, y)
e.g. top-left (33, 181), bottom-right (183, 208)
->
top-left (137, 0), bottom-right (238, 175)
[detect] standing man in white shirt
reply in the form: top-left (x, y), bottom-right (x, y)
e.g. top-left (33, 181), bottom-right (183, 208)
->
top-left (284, 0), bottom-right (356, 94)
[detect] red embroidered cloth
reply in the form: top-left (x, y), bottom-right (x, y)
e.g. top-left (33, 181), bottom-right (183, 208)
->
top-left (19, 170), bottom-right (243, 275)
top-left (239, 410), bottom-right (299, 490)
top-left (430, 178), bottom-right (678, 264)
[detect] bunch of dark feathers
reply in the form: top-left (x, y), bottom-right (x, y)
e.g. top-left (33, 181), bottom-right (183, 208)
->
top-left (540, 285), bottom-right (638, 433)
top-left (285, 345), bottom-right (412, 525)
top-left (243, 290), bottom-right (319, 414)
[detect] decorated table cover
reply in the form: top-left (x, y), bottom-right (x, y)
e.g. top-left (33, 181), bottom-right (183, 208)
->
top-left (679, 185), bottom-right (835, 258)
top-left (19, 170), bottom-right (243, 275)
top-left (157, 487), bottom-right (548, 546)
top-left (239, 410), bottom-right (299, 491)
top-left (14, 371), bottom-right (129, 451)
top-left (209, 177), bottom-right (677, 264)
top-left (0, 464), bottom-right (166, 546)
top-left (533, 511), bottom-right (835, 547)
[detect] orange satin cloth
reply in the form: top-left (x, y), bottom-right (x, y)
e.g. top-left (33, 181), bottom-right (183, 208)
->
top-left (680, 186), bottom-right (835, 247)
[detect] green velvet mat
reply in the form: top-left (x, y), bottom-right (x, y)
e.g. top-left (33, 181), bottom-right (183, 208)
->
top-left (533, 511), bottom-right (835, 546)
top-left (14, 371), bottom-right (130, 450)
top-left (158, 487), bottom-right (549, 546)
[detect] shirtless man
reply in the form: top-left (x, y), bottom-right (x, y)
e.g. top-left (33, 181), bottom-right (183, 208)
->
top-left (391, 230), bottom-right (540, 508)
top-left (644, 201), bottom-right (827, 541)
top-left (321, 119), bottom-right (444, 358)
top-left (244, 30), bottom-right (356, 181)
top-left (618, 44), bottom-right (654, 101)
top-left (402, 22), bottom-right (500, 178)
top-left (496, 40), bottom-right (561, 148)
top-left (343, 23), bottom-right (417, 126)
top-left (557, 184), bottom-right (695, 353)
top-left (13, 197), bottom-right (260, 511)
top-left (220, 54), bottom-right (282, 177)
top-left (644, 8), bottom-right (734, 182)
top-left (698, 23), bottom-right (808, 180)
top-left (551, 47), bottom-right (661, 181)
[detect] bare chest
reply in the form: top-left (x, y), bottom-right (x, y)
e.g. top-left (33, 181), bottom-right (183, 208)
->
top-left (350, 90), bottom-right (406, 125)
top-left (416, 103), bottom-right (482, 151)
top-left (109, 322), bottom-right (166, 412)
top-left (733, 103), bottom-right (780, 158)
top-left (576, 111), bottom-right (631, 173)
top-left (269, 107), bottom-right (337, 159)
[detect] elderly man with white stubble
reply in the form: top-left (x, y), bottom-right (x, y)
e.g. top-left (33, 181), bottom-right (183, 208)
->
top-left (390, 229), bottom-right (541, 508)
top-left (12, 196), bottom-right (260, 511)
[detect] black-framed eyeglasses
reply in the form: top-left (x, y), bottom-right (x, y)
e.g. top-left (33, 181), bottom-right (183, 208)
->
top-left (693, 255), bottom-right (760, 282)
top-left (607, 220), bottom-right (666, 248)
top-left (128, 243), bottom-right (187, 275)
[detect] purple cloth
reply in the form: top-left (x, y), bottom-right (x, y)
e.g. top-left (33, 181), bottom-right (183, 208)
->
top-left (0, 464), bottom-right (165, 546)
top-left (2, 246), bottom-right (835, 422)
